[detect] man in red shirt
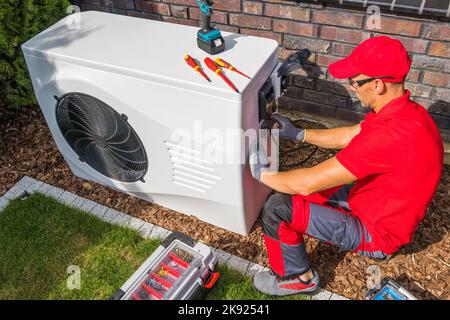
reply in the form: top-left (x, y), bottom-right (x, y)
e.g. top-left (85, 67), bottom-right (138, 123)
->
top-left (250, 36), bottom-right (444, 296)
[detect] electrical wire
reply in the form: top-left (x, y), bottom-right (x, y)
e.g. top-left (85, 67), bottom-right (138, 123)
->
top-left (260, 117), bottom-right (318, 169)
top-left (281, 145), bottom-right (318, 169)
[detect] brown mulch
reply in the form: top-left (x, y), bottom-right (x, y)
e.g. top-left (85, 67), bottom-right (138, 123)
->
top-left (1, 104), bottom-right (449, 300)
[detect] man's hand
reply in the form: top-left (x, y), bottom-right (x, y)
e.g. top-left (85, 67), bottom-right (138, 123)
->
top-left (272, 114), bottom-right (305, 141)
top-left (249, 140), bottom-right (273, 184)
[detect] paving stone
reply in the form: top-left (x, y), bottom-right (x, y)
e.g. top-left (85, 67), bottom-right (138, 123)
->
top-left (329, 293), bottom-right (349, 300)
top-left (102, 208), bottom-right (120, 222)
top-left (89, 203), bottom-right (108, 219)
top-left (35, 182), bottom-right (51, 194)
top-left (245, 262), bottom-right (265, 277)
top-left (127, 217), bottom-right (145, 231)
top-left (3, 183), bottom-right (28, 200)
top-left (0, 197), bottom-right (10, 212)
top-left (226, 255), bottom-right (250, 274)
top-left (80, 199), bottom-right (97, 213)
top-left (26, 179), bottom-right (44, 194)
top-left (59, 191), bottom-right (78, 206)
top-left (103, 208), bottom-right (131, 226)
top-left (69, 196), bottom-right (86, 210)
top-left (138, 222), bottom-right (155, 238)
top-left (14, 176), bottom-right (35, 190)
top-left (40, 184), bottom-right (64, 200)
top-left (214, 249), bottom-right (231, 264)
top-left (312, 289), bottom-right (333, 300)
top-left (148, 226), bottom-right (171, 240)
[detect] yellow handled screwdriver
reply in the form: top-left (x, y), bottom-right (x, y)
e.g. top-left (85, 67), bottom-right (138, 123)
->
top-left (214, 58), bottom-right (252, 79)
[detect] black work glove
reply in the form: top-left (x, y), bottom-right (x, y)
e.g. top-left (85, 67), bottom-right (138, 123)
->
top-left (272, 114), bottom-right (305, 142)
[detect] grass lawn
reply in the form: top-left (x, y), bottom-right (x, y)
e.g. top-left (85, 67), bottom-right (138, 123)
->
top-left (0, 192), bottom-right (308, 300)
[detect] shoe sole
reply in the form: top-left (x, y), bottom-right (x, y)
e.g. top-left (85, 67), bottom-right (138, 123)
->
top-left (252, 280), bottom-right (322, 297)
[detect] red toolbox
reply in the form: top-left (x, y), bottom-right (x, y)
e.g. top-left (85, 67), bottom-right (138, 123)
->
top-left (111, 232), bottom-right (219, 300)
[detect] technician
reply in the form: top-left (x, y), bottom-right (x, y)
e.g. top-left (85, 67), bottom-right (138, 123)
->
top-left (250, 36), bottom-right (444, 296)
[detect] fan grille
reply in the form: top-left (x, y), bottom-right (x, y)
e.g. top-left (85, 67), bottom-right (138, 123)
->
top-left (55, 93), bottom-right (148, 182)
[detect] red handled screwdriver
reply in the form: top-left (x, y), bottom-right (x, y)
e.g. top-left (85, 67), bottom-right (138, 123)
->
top-left (204, 57), bottom-right (239, 93)
top-left (214, 58), bottom-right (251, 79)
top-left (184, 54), bottom-right (211, 82)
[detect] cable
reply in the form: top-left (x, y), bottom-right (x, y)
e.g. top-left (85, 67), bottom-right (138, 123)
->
top-left (260, 117), bottom-right (318, 169)
top-left (281, 145), bottom-right (318, 169)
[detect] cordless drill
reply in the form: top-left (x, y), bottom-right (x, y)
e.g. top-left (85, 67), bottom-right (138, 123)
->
top-left (196, 0), bottom-right (225, 55)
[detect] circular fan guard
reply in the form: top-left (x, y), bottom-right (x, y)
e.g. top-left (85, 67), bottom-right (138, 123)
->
top-left (55, 93), bottom-right (148, 182)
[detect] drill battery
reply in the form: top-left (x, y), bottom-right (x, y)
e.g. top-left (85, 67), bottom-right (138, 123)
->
top-left (111, 232), bottom-right (219, 300)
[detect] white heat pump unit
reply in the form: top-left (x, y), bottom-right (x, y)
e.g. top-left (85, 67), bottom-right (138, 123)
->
top-left (22, 11), bottom-right (309, 235)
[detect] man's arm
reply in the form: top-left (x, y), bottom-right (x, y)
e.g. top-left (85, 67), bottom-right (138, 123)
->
top-left (260, 156), bottom-right (357, 195)
top-left (305, 123), bottom-right (361, 149)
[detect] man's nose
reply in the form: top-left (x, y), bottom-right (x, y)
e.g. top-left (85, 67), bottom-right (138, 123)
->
top-left (348, 85), bottom-right (357, 93)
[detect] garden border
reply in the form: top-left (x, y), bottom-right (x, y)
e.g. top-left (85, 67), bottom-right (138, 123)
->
top-left (0, 176), bottom-right (348, 300)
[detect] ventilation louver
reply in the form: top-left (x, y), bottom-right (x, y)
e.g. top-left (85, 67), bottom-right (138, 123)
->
top-left (55, 93), bottom-right (148, 182)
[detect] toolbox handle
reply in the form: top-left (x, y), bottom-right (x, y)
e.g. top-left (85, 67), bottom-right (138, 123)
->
top-left (204, 272), bottom-right (220, 289)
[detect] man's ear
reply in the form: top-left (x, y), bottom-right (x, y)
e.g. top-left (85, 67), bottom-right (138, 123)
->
top-left (374, 79), bottom-right (386, 95)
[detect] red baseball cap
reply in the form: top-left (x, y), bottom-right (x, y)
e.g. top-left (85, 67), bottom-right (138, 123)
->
top-left (328, 36), bottom-right (411, 82)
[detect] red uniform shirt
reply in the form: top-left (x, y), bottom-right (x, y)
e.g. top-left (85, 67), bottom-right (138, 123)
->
top-left (336, 90), bottom-right (443, 254)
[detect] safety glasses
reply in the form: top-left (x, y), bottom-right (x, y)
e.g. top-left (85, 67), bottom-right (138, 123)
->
top-left (348, 76), bottom-right (395, 89)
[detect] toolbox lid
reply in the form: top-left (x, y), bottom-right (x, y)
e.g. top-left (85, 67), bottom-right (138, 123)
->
top-left (22, 11), bottom-right (279, 100)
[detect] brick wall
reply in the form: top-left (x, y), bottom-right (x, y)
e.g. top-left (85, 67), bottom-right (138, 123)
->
top-left (69, 0), bottom-right (450, 139)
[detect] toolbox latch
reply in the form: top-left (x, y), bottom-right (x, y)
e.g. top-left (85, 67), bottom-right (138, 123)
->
top-left (204, 272), bottom-right (220, 289)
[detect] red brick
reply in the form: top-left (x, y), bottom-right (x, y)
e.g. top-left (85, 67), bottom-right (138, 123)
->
top-left (262, 0), bottom-right (298, 4)
top-left (264, 3), bottom-right (310, 22)
top-left (303, 88), bottom-right (348, 108)
top-left (78, 0), bottom-right (102, 5)
top-left (243, 1), bottom-right (263, 15)
top-left (162, 16), bottom-right (198, 27)
top-left (412, 98), bottom-right (433, 109)
top-left (412, 55), bottom-right (450, 73)
top-left (189, 8), bottom-right (227, 24)
top-left (170, 5), bottom-right (188, 18)
top-left (406, 69), bottom-right (420, 83)
top-left (429, 42), bottom-right (450, 59)
top-left (336, 108), bottom-right (365, 123)
top-left (273, 20), bottom-right (317, 38)
top-left (214, 24), bottom-right (239, 33)
top-left (127, 10), bottom-right (161, 21)
top-left (423, 71), bottom-right (450, 88)
top-left (284, 35), bottom-right (330, 53)
top-left (163, 0), bottom-right (197, 7)
top-left (229, 14), bottom-right (271, 30)
top-left (240, 28), bottom-right (282, 45)
top-left (82, 4), bottom-right (111, 12)
top-left (316, 54), bottom-right (341, 67)
top-left (366, 16), bottom-right (422, 37)
top-left (320, 26), bottom-right (370, 44)
top-left (405, 83), bottom-right (432, 98)
top-left (332, 43), bottom-right (356, 56)
top-left (212, 0), bottom-right (241, 12)
top-left (423, 24), bottom-right (450, 41)
top-left (109, 0), bottom-right (134, 10)
top-left (136, 1), bottom-right (170, 15)
top-left (312, 10), bottom-right (364, 28)
top-left (434, 88), bottom-right (450, 102)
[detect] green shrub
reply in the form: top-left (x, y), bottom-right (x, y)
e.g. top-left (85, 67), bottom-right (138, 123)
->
top-left (0, 0), bottom-right (71, 108)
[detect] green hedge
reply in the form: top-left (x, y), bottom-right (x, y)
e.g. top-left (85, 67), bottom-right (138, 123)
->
top-left (0, 0), bottom-right (71, 108)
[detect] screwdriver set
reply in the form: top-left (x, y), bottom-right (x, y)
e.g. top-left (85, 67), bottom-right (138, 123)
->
top-left (184, 54), bottom-right (251, 93)
top-left (111, 232), bottom-right (219, 300)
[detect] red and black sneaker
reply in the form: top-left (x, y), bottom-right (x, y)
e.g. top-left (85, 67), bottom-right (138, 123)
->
top-left (252, 269), bottom-right (320, 296)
